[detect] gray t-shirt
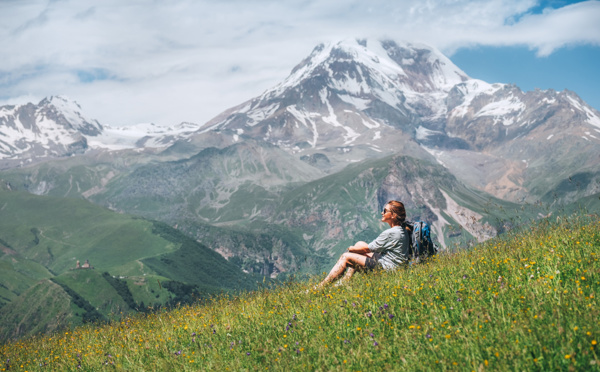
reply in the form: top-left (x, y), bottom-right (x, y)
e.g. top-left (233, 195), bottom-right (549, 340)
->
top-left (368, 225), bottom-right (410, 270)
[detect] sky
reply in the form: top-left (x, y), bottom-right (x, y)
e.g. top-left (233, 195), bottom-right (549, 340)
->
top-left (0, 0), bottom-right (599, 127)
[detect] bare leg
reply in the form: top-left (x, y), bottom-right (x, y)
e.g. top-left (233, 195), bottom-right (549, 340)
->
top-left (317, 252), bottom-right (370, 288)
top-left (340, 252), bottom-right (373, 283)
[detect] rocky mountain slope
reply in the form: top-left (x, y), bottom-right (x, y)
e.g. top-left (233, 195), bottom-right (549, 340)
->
top-left (193, 39), bottom-right (600, 203)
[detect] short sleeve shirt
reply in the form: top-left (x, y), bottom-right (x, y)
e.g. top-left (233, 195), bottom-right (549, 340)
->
top-left (367, 225), bottom-right (410, 270)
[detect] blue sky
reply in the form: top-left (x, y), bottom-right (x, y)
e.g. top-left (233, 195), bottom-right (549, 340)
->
top-left (0, 0), bottom-right (599, 127)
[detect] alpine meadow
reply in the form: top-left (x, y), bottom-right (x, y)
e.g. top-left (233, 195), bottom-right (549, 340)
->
top-left (0, 38), bottom-right (599, 370)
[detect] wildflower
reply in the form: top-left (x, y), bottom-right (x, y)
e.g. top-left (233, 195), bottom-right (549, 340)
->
top-left (373, 341), bottom-right (379, 346)
top-left (344, 340), bottom-right (350, 344)
top-left (365, 311), bottom-right (372, 318)
top-left (389, 314), bottom-right (395, 319)
top-left (426, 334), bottom-right (432, 339)
top-left (247, 352), bottom-right (251, 356)
top-left (384, 303), bottom-right (389, 309)
top-left (462, 275), bottom-right (468, 279)
top-left (457, 298), bottom-right (462, 302)
top-left (593, 340), bottom-right (598, 346)
top-left (370, 333), bottom-right (375, 338)
top-left (175, 350), bottom-right (182, 356)
top-left (191, 332), bottom-right (196, 337)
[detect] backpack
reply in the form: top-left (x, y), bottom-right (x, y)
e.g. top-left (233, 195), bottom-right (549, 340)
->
top-left (406, 221), bottom-right (437, 263)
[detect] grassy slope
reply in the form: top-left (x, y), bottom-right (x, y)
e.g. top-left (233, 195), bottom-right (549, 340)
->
top-left (0, 189), bottom-right (258, 340)
top-left (2, 213), bottom-right (598, 371)
top-left (0, 188), bottom-right (179, 275)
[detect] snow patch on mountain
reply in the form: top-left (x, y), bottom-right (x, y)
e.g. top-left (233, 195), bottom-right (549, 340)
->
top-left (338, 94), bottom-right (371, 110)
top-left (247, 103), bottom-right (280, 126)
top-left (476, 94), bottom-right (526, 126)
top-left (44, 96), bottom-right (101, 133)
top-left (87, 122), bottom-right (202, 150)
top-left (286, 105), bottom-right (318, 147)
top-left (450, 80), bottom-right (504, 118)
top-left (567, 95), bottom-right (600, 129)
top-left (416, 126), bottom-right (443, 140)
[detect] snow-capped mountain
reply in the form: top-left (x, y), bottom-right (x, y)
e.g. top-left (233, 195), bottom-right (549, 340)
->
top-left (202, 39), bottom-right (468, 156)
top-left (0, 96), bottom-right (202, 167)
top-left (0, 96), bottom-right (102, 162)
top-left (197, 38), bottom-right (600, 202)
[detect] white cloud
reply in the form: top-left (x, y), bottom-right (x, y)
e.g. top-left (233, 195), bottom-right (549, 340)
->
top-left (0, 0), bottom-right (598, 126)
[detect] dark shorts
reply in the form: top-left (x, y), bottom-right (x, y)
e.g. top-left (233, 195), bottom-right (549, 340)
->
top-left (363, 253), bottom-right (382, 271)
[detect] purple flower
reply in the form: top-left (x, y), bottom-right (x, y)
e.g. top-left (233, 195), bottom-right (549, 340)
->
top-left (373, 341), bottom-right (379, 346)
top-left (388, 314), bottom-right (395, 319)
top-left (191, 332), bottom-right (196, 337)
top-left (457, 298), bottom-right (462, 302)
top-left (426, 334), bottom-right (432, 339)
top-left (296, 349), bottom-right (300, 354)
top-left (344, 340), bottom-right (349, 344)
top-left (462, 274), bottom-right (468, 279)
top-left (286, 325), bottom-right (290, 331)
top-left (292, 314), bottom-right (297, 320)
top-left (384, 304), bottom-right (389, 309)
top-left (370, 333), bottom-right (375, 338)
top-left (366, 311), bottom-right (372, 318)
top-left (246, 352), bottom-right (251, 356)
top-left (175, 350), bottom-right (182, 356)
top-left (352, 303), bottom-right (356, 307)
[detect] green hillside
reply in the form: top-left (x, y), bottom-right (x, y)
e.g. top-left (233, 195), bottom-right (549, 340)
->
top-left (2, 213), bottom-right (598, 370)
top-left (0, 188), bottom-right (258, 340)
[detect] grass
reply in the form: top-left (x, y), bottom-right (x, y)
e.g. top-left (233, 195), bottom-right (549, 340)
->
top-left (1, 213), bottom-right (599, 371)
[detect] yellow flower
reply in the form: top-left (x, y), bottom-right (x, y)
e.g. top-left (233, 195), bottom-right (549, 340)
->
top-left (565, 354), bottom-right (571, 359)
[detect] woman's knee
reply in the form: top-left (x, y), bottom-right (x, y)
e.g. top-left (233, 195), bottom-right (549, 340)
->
top-left (340, 252), bottom-right (352, 262)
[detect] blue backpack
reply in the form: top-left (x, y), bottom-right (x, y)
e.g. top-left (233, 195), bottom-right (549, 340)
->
top-left (406, 221), bottom-right (437, 263)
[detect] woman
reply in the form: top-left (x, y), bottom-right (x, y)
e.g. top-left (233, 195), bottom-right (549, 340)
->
top-left (316, 200), bottom-right (410, 288)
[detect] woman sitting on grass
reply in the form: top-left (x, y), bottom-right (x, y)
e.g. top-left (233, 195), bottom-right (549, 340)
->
top-left (316, 200), bottom-right (410, 289)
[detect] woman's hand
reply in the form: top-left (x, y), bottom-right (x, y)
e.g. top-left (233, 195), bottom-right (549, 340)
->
top-left (348, 241), bottom-right (370, 254)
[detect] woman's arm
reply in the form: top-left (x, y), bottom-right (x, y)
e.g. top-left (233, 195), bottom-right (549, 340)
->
top-left (348, 241), bottom-right (370, 254)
